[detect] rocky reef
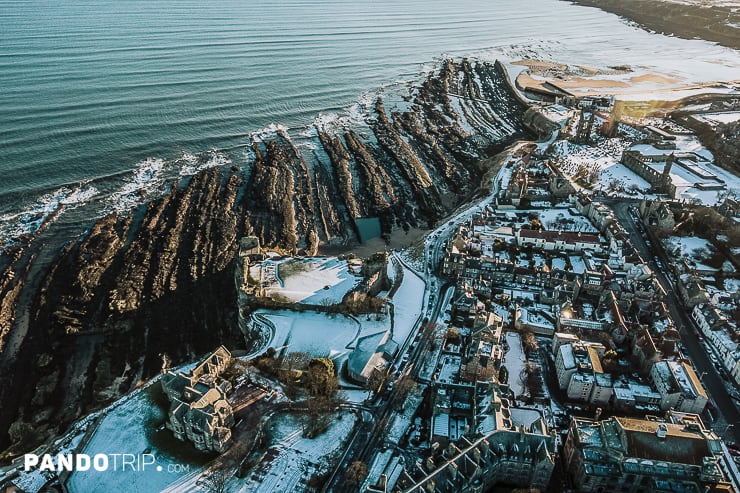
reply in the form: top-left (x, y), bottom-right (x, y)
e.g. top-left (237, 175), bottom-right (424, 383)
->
top-left (0, 58), bottom-right (535, 454)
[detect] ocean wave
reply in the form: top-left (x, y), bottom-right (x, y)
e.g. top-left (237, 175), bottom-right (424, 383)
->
top-left (250, 123), bottom-right (289, 143)
top-left (296, 141), bottom-right (318, 151)
top-left (106, 157), bottom-right (166, 213)
top-left (0, 183), bottom-right (100, 246)
top-left (297, 125), bottom-right (318, 139)
top-left (178, 151), bottom-right (231, 177)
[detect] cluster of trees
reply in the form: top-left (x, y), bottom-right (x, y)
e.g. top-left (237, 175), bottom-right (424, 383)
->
top-left (522, 362), bottom-right (545, 400)
top-left (342, 292), bottom-right (387, 314)
top-left (521, 328), bottom-right (539, 356)
top-left (675, 205), bottom-right (740, 247)
top-left (253, 349), bottom-right (339, 404)
top-left (601, 349), bottom-right (619, 373)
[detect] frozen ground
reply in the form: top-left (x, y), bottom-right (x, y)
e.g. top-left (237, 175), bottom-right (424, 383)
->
top-left (254, 309), bottom-right (384, 359)
top-left (66, 386), bottom-right (209, 493)
top-left (250, 257), bottom-right (359, 305)
top-left (504, 331), bottom-right (528, 398)
top-left (234, 411), bottom-right (357, 493)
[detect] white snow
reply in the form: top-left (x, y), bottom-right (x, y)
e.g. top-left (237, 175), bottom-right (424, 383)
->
top-left (724, 278), bottom-right (740, 294)
top-left (66, 386), bottom-right (209, 493)
top-left (504, 331), bottom-right (528, 398)
top-left (391, 264), bottom-right (425, 345)
top-left (694, 111), bottom-right (740, 125)
top-left (527, 208), bottom-right (598, 233)
top-left (234, 411), bottom-right (358, 492)
top-left (254, 309), bottom-right (369, 359)
top-left (662, 236), bottom-right (719, 271)
top-left (251, 257), bottom-right (360, 305)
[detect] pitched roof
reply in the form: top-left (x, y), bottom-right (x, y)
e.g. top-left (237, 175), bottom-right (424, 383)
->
top-left (518, 229), bottom-right (600, 244)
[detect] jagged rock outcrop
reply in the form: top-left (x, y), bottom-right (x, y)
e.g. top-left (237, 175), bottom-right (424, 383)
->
top-left (0, 248), bottom-right (29, 354)
top-left (0, 59), bottom-right (535, 452)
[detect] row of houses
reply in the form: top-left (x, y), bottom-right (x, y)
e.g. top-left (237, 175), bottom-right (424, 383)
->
top-left (693, 303), bottom-right (740, 386)
top-left (554, 333), bottom-right (708, 414)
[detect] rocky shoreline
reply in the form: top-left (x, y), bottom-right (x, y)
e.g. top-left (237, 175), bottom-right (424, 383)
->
top-left (0, 58), bottom-right (536, 455)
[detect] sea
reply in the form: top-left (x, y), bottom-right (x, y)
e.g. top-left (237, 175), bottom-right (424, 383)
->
top-left (1, 0), bottom-right (739, 243)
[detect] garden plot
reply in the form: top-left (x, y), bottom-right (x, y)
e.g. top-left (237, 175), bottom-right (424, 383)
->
top-left (504, 331), bottom-right (528, 399)
top-left (525, 208), bottom-right (598, 233)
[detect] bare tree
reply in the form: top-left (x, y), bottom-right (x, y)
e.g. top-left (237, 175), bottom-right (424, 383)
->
top-left (345, 460), bottom-right (369, 489)
top-left (280, 351), bottom-right (311, 399)
top-left (366, 367), bottom-right (392, 395)
top-left (197, 467), bottom-right (230, 493)
top-left (520, 329), bottom-right (539, 355)
top-left (394, 374), bottom-right (416, 398)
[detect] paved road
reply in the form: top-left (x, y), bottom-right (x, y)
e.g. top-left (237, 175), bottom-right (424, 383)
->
top-left (323, 147), bottom-right (527, 492)
top-left (608, 199), bottom-right (740, 442)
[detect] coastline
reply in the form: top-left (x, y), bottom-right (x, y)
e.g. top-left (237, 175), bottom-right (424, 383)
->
top-left (566, 0), bottom-right (740, 51)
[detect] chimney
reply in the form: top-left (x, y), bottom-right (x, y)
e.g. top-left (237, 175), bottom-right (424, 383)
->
top-left (656, 423), bottom-right (667, 439)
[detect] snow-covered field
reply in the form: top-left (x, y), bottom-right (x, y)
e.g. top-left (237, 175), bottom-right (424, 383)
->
top-left (662, 236), bottom-right (719, 272)
top-left (255, 309), bottom-right (380, 358)
top-left (391, 265), bottom-right (425, 345)
top-left (248, 257), bottom-right (421, 362)
top-left (66, 386), bottom-right (209, 493)
top-left (235, 411), bottom-right (357, 493)
top-left (504, 331), bottom-right (528, 398)
top-left (250, 257), bottom-right (360, 304)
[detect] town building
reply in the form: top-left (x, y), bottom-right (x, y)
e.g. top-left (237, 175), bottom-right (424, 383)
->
top-left (649, 360), bottom-right (708, 414)
top-left (677, 274), bottom-right (710, 308)
top-left (611, 379), bottom-right (661, 412)
top-left (515, 229), bottom-right (603, 253)
top-left (563, 412), bottom-right (732, 492)
top-left (161, 346), bottom-right (235, 453)
top-left (555, 341), bottom-right (608, 405)
top-left (347, 329), bottom-right (399, 384)
top-left (376, 385), bottom-right (556, 493)
top-left (639, 199), bottom-right (676, 230)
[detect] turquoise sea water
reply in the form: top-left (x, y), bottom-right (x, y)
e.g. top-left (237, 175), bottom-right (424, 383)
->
top-left (0, 0), bottom-right (738, 235)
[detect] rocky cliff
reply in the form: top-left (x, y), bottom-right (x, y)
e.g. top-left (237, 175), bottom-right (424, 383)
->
top-left (0, 59), bottom-right (533, 453)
